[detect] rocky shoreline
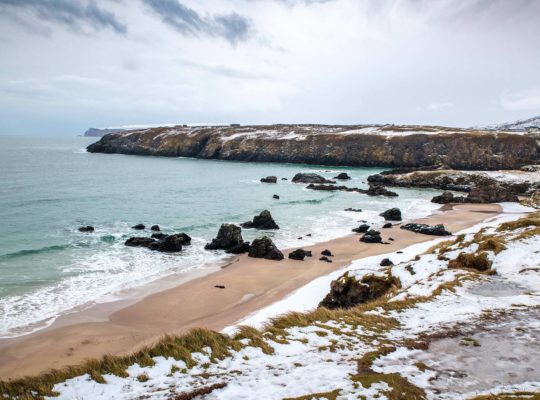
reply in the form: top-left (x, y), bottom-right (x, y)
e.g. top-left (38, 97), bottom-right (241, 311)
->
top-left (86, 124), bottom-right (540, 170)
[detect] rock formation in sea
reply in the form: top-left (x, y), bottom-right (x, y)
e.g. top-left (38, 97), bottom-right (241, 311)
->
top-left (86, 124), bottom-right (540, 170)
top-left (248, 237), bottom-right (284, 260)
top-left (205, 224), bottom-right (249, 253)
top-left (241, 210), bottom-right (279, 230)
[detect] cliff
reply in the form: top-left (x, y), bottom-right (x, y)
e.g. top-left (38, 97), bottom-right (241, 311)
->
top-left (86, 124), bottom-right (540, 170)
top-left (83, 127), bottom-right (125, 137)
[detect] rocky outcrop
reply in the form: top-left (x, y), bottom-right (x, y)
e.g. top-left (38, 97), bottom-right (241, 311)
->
top-left (150, 225), bottom-right (160, 231)
top-left (465, 184), bottom-right (519, 203)
top-left (319, 271), bottom-right (398, 309)
top-left (352, 224), bottom-right (370, 233)
top-left (431, 191), bottom-right (465, 204)
top-left (366, 183), bottom-right (398, 197)
top-left (125, 232), bottom-right (191, 253)
top-left (306, 183), bottom-right (398, 197)
top-left (241, 210), bottom-right (279, 230)
top-left (86, 124), bottom-right (540, 170)
top-left (401, 223), bottom-right (451, 236)
top-left (380, 208), bottom-right (402, 221)
top-left (132, 224), bottom-right (145, 230)
top-left (334, 172), bottom-right (351, 180)
top-left (360, 230), bottom-right (382, 243)
top-left (292, 173), bottom-right (336, 184)
top-left (261, 176), bottom-right (277, 183)
top-left (78, 226), bottom-right (94, 232)
top-left (288, 249), bottom-right (313, 260)
top-left (248, 237), bottom-right (284, 260)
top-left (205, 224), bottom-right (249, 253)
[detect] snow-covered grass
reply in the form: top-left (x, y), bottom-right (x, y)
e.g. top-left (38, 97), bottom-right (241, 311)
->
top-left (2, 205), bottom-right (540, 399)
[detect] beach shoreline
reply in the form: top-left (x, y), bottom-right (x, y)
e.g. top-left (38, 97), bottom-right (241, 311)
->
top-left (0, 203), bottom-right (501, 380)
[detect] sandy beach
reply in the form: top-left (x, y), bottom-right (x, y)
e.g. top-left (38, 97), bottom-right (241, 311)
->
top-left (0, 203), bottom-right (501, 380)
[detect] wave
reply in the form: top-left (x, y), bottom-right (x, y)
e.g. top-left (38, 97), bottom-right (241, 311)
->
top-left (283, 197), bottom-right (334, 206)
top-left (0, 244), bottom-right (72, 261)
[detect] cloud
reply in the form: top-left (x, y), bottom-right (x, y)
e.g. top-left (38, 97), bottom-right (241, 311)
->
top-left (0, 0), bottom-right (127, 35)
top-left (500, 90), bottom-right (540, 111)
top-left (143, 0), bottom-right (252, 44)
top-left (418, 102), bottom-right (454, 112)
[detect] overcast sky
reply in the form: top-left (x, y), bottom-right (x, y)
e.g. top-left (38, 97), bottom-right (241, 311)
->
top-left (0, 0), bottom-right (539, 135)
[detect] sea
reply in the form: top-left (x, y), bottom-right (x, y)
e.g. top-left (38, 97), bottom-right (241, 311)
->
top-left (0, 135), bottom-right (440, 338)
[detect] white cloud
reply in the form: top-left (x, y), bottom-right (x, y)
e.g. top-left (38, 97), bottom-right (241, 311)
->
top-left (500, 89), bottom-right (540, 111)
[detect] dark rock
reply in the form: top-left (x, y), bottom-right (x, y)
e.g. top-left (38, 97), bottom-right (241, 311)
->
top-left (155, 233), bottom-right (187, 252)
top-left (465, 184), bottom-right (519, 203)
top-left (78, 226), bottom-right (94, 232)
top-left (321, 249), bottom-right (333, 257)
top-left (366, 183), bottom-right (398, 197)
top-left (389, 237), bottom-right (394, 241)
top-left (360, 230), bottom-right (382, 243)
top-left (292, 173), bottom-right (336, 184)
top-left (241, 210), bottom-right (279, 230)
top-left (319, 272), bottom-right (398, 309)
top-left (298, 237), bottom-right (303, 240)
top-left (288, 249), bottom-right (313, 261)
top-left (281, 178), bottom-right (288, 180)
top-left (273, 194), bottom-right (280, 199)
top-left (306, 183), bottom-right (345, 191)
top-left (261, 176), bottom-right (277, 183)
top-left (344, 208), bottom-right (362, 212)
top-left (352, 224), bottom-right (370, 233)
top-left (132, 224), bottom-right (145, 230)
top-left (380, 208), bottom-right (402, 221)
top-left (248, 236), bottom-right (284, 260)
top-left (431, 191), bottom-right (455, 204)
top-left (334, 172), bottom-right (351, 180)
top-left (380, 258), bottom-right (393, 266)
top-left (306, 233), bottom-right (312, 237)
top-left (319, 256), bottom-right (333, 263)
top-left (214, 285), bottom-right (225, 289)
top-left (151, 233), bottom-right (167, 240)
top-left (150, 225), bottom-right (160, 231)
top-left (226, 241), bottom-right (251, 254)
top-left (397, 251), bottom-right (403, 254)
top-left (205, 224), bottom-right (246, 251)
top-left (382, 222), bottom-right (392, 228)
top-left (401, 223), bottom-right (451, 236)
top-left (125, 237), bottom-right (156, 248)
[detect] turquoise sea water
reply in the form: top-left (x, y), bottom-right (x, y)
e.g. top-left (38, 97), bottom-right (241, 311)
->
top-left (0, 135), bottom-right (439, 337)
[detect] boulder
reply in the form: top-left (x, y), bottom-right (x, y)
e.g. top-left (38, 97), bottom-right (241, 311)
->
top-left (78, 226), bottom-right (94, 232)
top-left (401, 223), bottom-right (451, 236)
top-left (132, 224), bottom-right (145, 230)
top-left (334, 172), bottom-right (351, 180)
top-left (241, 210), bottom-right (279, 230)
top-left (352, 224), bottom-right (370, 233)
top-left (379, 208), bottom-right (402, 221)
top-left (292, 173), bottom-right (336, 184)
top-left (380, 258), bottom-right (393, 266)
top-left (288, 249), bottom-right (313, 261)
top-left (344, 208), bottom-right (362, 212)
top-left (205, 224), bottom-right (246, 251)
top-left (320, 256), bottom-right (333, 263)
top-left (261, 176), bottom-right (277, 183)
top-left (465, 184), bottom-right (519, 203)
top-left (366, 183), bottom-right (398, 197)
top-left (155, 234), bottom-right (185, 252)
top-left (273, 194), bottom-right (280, 200)
top-left (125, 237), bottom-right (156, 248)
top-left (150, 225), bottom-right (160, 231)
top-left (382, 222), bottom-right (392, 229)
top-left (319, 271), bottom-right (397, 309)
top-left (226, 241), bottom-right (251, 254)
top-left (248, 236), bottom-right (284, 260)
top-left (321, 249), bottom-right (333, 257)
top-left (360, 230), bottom-right (382, 243)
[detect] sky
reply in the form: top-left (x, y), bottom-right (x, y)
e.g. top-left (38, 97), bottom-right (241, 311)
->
top-left (0, 0), bottom-right (539, 135)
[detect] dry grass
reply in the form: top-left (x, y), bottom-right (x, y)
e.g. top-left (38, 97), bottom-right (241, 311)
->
top-left (477, 237), bottom-right (507, 254)
top-left (469, 392), bottom-right (540, 400)
top-left (496, 214), bottom-right (540, 232)
top-left (172, 382), bottom-right (227, 400)
top-left (448, 252), bottom-right (493, 272)
top-left (283, 389), bottom-right (341, 400)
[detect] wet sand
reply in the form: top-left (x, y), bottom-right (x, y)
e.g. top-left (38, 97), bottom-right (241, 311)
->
top-left (0, 203), bottom-right (500, 380)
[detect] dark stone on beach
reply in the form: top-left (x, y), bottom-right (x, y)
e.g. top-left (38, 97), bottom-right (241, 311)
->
top-left (380, 258), bottom-right (393, 266)
top-left (382, 222), bottom-right (392, 228)
top-left (366, 183), bottom-right (398, 197)
top-left (261, 176), bottom-right (277, 183)
top-left (298, 237), bottom-right (303, 240)
top-left (273, 194), bottom-right (280, 199)
top-left (320, 256), bottom-right (333, 263)
top-left (431, 191), bottom-right (455, 204)
top-left (214, 285), bottom-right (225, 289)
top-left (125, 237), bottom-right (156, 248)
top-left (360, 230), bottom-right (382, 243)
top-left (288, 249), bottom-right (313, 261)
top-left (132, 224), bottom-right (145, 230)
top-left (352, 224), bottom-right (370, 233)
top-left (319, 272), bottom-right (397, 309)
top-left (281, 178), bottom-right (288, 180)
top-left (241, 210), bottom-right (279, 230)
top-left (465, 183), bottom-right (519, 203)
top-left (334, 172), bottom-right (351, 180)
top-left (205, 224), bottom-right (246, 251)
top-left (78, 226), bottom-right (94, 232)
top-left (401, 223), bottom-right (451, 236)
top-left (151, 233), bottom-right (167, 240)
top-left (306, 233), bottom-right (312, 237)
top-left (397, 251), bottom-right (403, 254)
top-left (150, 225), bottom-right (160, 231)
top-left (321, 249), bottom-right (333, 257)
top-left (226, 241), bottom-right (251, 254)
top-left (380, 208), bottom-right (402, 221)
top-left (248, 236), bottom-right (284, 260)
top-left (292, 173), bottom-right (336, 184)
top-left (344, 208), bottom-right (362, 212)
top-left (389, 237), bottom-right (394, 241)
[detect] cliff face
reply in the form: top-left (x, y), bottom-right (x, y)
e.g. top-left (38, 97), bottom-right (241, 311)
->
top-left (86, 124), bottom-right (540, 170)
